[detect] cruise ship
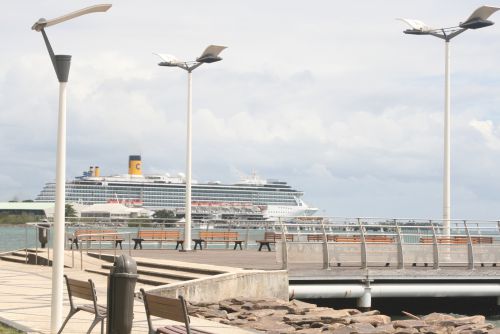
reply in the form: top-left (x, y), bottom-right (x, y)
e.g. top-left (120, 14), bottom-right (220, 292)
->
top-left (35, 155), bottom-right (318, 218)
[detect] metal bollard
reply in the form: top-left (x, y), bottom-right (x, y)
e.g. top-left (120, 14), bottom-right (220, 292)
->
top-left (107, 254), bottom-right (138, 334)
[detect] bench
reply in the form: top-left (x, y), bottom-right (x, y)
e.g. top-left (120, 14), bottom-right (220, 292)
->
top-left (57, 275), bottom-right (107, 334)
top-left (307, 234), bottom-right (335, 242)
top-left (69, 229), bottom-right (123, 250)
top-left (192, 231), bottom-right (243, 250)
top-left (333, 235), bottom-right (395, 243)
top-left (420, 236), bottom-right (493, 244)
top-left (132, 230), bottom-right (184, 250)
top-left (140, 288), bottom-right (213, 334)
top-left (256, 232), bottom-right (294, 251)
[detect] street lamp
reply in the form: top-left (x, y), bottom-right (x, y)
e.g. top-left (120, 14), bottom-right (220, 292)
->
top-left (32, 4), bottom-right (111, 333)
top-left (398, 6), bottom-right (499, 235)
top-left (155, 45), bottom-right (227, 251)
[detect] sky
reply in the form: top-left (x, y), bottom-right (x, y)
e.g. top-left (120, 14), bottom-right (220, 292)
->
top-left (1, 1), bottom-right (500, 220)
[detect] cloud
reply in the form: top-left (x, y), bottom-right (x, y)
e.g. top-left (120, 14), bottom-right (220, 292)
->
top-left (470, 119), bottom-right (500, 150)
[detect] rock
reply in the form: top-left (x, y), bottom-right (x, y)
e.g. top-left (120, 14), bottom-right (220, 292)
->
top-left (244, 309), bottom-right (278, 318)
top-left (290, 299), bottom-right (318, 309)
top-left (242, 317), bottom-right (296, 333)
top-left (283, 314), bottom-right (322, 326)
top-left (351, 322), bottom-right (376, 331)
top-left (252, 299), bottom-right (290, 310)
top-left (296, 328), bottom-right (324, 334)
top-left (228, 297), bottom-right (246, 305)
top-left (309, 308), bottom-right (352, 319)
top-left (351, 315), bottom-right (391, 326)
top-left (375, 324), bottom-right (396, 334)
top-left (487, 329), bottom-right (500, 334)
top-left (332, 326), bottom-right (356, 334)
top-left (229, 318), bottom-right (249, 326)
top-left (359, 310), bottom-right (381, 316)
top-left (422, 313), bottom-right (457, 324)
top-left (194, 308), bottom-right (227, 319)
top-left (395, 328), bottom-right (419, 334)
top-left (438, 316), bottom-right (485, 328)
top-left (393, 320), bottom-right (429, 329)
top-left (219, 301), bottom-right (242, 313)
top-left (455, 324), bottom-right (494, 332)
top-left (418, 325), bottom-right (449, 334)
top-left (241, 302), bottom-right (254, 310)
top-left (324, 323), bottom-right (348, 331)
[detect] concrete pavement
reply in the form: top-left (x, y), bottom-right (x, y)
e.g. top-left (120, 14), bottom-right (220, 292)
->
top-left (0, 259), bottom-right (255, 333)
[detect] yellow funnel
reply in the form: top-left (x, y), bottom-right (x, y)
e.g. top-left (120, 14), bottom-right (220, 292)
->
top-left (129, 155), bottom-right (142, 175)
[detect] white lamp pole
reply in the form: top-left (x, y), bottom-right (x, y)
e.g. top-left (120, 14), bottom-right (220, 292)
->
top-left (155, 45), bottom-right (227, 250)
top-left (398, 5), bottom-right (499, 235)
top-left (32, 5), bottom-right (111, 333)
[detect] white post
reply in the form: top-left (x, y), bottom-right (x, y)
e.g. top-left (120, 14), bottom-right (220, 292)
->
top-left (51, 81), bottom-right (67, 333)
top-left (184, 71), bottom-right (193, 251)
top-left (443, 40), bottom-right (451, 237)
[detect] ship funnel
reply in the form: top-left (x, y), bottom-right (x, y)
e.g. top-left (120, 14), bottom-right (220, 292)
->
top-left (129, 155), bottom-right (142, 175)
top-left (94, 166), bottom-right (100, 177)
top-left (89, 166), bottom-right (94, 176)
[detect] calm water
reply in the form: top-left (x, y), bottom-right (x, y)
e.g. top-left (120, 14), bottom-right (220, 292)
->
top-left (0, 225), bottom-right (268, 252)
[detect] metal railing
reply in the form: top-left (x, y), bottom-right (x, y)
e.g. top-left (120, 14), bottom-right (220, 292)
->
top-left (276, 217), bottom-right (500, 270)
top-left (0, 217), bottom-right (498, 271)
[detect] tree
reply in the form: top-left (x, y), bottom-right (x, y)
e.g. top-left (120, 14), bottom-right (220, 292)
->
top-left (153, 209), bottom-right (175, 219)
top-left (65, 204), bottom-right (77, 218)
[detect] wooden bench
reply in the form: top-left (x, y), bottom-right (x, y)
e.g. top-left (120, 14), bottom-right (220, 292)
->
top-left (69, 229), bottom-right (123, 250)
top-left (192, 231), bottom-right (243, 250)
top-left (256, 232), bottom-right (294, 251)
top-left (333, 235), bottom-right (395, 243)
top-left (140, 288), bottom-right (213, 334)
top-left (307, 234), bottom-right (335, 242)
top-left (57, 275), bottom-right (107, 334)
top-left (132, 230), bottom-right (184, 250)
top-left (420, 236), bottom-right (493, 244)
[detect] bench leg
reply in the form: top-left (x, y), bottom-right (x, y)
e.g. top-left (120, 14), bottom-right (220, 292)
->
top-left (176, 241), bottom-right (184, 250)
top-left (57, 309), bottom-right (79, 334)
top-left (265, 243), bottom-right (271, 251)
top-left (234, 242), bottom-right (242, 250)
top-left (194, 240), bottom-right (202, 250)
top-left (133, 240), bottom-right (143, 250)
top-left (258, 243), bottom-right (263, 251)
top-left (86, 316), bottom-right (105, 334)
top-left (115, 240), bottom-right (123, 249)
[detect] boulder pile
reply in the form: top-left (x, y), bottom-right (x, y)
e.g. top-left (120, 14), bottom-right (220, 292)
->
top-left (187, 298), bottom-right (499, 334)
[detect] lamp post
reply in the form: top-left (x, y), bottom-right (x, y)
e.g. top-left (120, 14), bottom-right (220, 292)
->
top-left (155, 45), bottom-right (227, 251)
top-left (398, 6), bottom-right (499, 235)
top-left (32, 4), bottom-right (111, 333)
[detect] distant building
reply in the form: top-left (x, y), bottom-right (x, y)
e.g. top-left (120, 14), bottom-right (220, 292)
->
top-left (0, 202), bottom-right (54, 218)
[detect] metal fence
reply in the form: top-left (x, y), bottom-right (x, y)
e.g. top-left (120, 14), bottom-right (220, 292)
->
top-left (2, 217), bottom-right (499, 270)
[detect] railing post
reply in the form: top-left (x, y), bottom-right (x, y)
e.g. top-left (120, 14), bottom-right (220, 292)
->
top-left (464, 220), bottom-right (475, 270)
top-left (25, 224), bottom-right (28, 264)
top-left (321, 219), bottom-right (330, 270)
top-left (395, 221), bottom-right (404, 269)
top-left (128, 233), bottom-right (131, 256)
top-left (79, 239), bottom-right (83, 270)
top-left (244, 223), bottom-right (250, 250)
top-left (358, 218), bottom-right (367, 269)
top-left (430, 221), bottom-right (440, 269)
top-left (279, 217), bottom-right (288, 270)
top-left (47, 227), bottom-right (50, 265)
top-left (35, 225), bottom-right (38, 266)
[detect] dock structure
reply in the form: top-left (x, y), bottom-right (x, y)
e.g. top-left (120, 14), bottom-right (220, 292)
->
top-left (2, 217), bottom-right (500, 316)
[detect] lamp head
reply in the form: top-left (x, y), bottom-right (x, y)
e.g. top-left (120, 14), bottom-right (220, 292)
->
top-left (32, 18), bottom-right (48, 32)
top-left (158, 61), bottom-right (180, 67)
top-left (460, 18), bottom-right (494, 29)
top-left (403, 29), bottom-right (431, 35)
top-left (196, 55), bottom-right (223, 63)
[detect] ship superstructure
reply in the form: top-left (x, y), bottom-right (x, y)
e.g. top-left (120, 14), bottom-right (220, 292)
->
top-left (35, 156), bottom-right (318, 218)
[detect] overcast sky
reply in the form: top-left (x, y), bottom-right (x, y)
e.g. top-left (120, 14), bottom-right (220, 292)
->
top-left (1, 1), bottom-right (500, 219)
